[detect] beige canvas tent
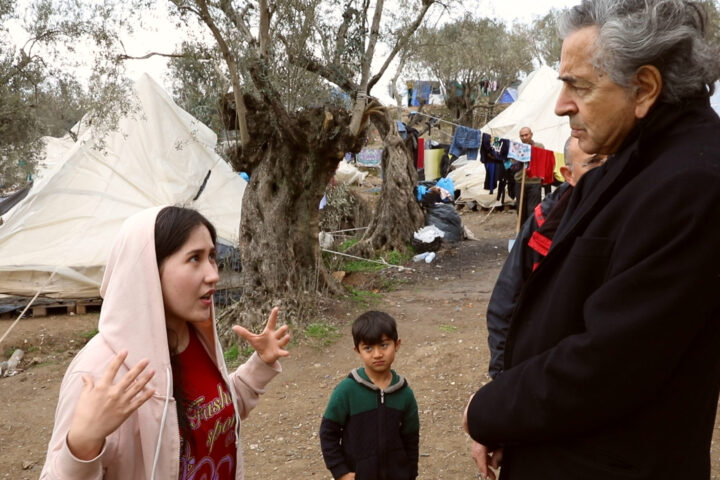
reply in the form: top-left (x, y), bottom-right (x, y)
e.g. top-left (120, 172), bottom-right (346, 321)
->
top-left (481, 65), bottom-right (570, 153)
top-left (0, 74), bottom-right (246, 298)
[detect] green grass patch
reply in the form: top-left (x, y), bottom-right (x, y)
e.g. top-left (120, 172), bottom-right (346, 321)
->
top-left (385, 249), bottom-right (413, 266)
top-left (346, 287), bottom-right (382, 307)
top-left (224, 344), bottom-right (239, 363)
top-left (342, 259), bottom-right (385, 272)
top-left (304, 322), bottom-right (341, 347)
top-left (223, 344), bottom-right (255, 369)
top-left (338, 249), bottom-right (414, 273)
top-left (439, 324), bottom-right (458, 333)
top-left (81, 328), bottom-right (99, 342)
top-left (338, 238), bottom-right (359, 252)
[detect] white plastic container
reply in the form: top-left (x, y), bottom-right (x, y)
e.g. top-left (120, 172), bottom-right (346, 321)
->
top-left (413, 252), bottom-right (430, 262)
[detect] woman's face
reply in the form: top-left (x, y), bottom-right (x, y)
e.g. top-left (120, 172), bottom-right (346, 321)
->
top-left (159, 224), bottom-right (219, 329)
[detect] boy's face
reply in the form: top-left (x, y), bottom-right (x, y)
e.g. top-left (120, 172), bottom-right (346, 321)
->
top-left (355, 335), bottom-right (400, 376)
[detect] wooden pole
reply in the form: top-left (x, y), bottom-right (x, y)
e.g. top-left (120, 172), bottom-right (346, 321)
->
top-left (515, 165), bottom-right (526, 235)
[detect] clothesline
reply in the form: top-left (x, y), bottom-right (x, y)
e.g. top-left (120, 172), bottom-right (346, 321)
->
top-left (409, 111), bottom-right (465, 129)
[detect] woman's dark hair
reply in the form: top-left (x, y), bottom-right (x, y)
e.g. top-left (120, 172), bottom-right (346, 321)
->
top-left (154, 206), bottom-right (217, 444)
top-left (351, 311), bottom-right (399, 349)
top-left (155, 206), bottom-right (217, 266)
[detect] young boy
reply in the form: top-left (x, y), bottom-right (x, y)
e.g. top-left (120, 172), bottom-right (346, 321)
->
top-left (320, 311), bottom-right (419, 480)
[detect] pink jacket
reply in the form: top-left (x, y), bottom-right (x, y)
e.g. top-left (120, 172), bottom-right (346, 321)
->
top-left (41, 207), bottom-right (281, 479)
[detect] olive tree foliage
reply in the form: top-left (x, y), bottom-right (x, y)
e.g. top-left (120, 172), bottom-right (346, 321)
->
top-left (514, 8), bottom-right (565, 68)
top-left (410, 15), bottom-right (533, 128)
top-left (0, 0), bottom-right (134, 194)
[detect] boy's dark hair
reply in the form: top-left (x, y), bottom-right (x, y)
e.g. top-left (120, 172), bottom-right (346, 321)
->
top-left (351, 311), bottom-right (399, 349)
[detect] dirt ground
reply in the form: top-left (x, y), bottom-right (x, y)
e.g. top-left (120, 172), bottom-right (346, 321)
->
top-left (1, 207), bottom-right (720, 479)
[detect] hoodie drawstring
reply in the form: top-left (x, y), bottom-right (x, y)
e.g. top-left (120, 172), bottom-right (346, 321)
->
top-left (151, 366), bottom-right (172, 480)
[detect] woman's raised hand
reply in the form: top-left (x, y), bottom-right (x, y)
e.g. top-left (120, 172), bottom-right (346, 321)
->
top-left (67, 351), bottom-right (155, 460)
top-left (232, 307), bottom-right (291, 365)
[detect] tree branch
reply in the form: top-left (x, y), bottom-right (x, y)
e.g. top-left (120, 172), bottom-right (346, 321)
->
top-left (193, 0), bottom-right (250, 145)
top-left (217, 0), bottom-right (256, 46)
top-left (368, 0), bottom-right (435, 92)
top-left (280, 34), bottom-right (359, 94)
top-left (116, 51), bottom-right (190, 61)
top-left (332, 2), bottom-right (357, 66)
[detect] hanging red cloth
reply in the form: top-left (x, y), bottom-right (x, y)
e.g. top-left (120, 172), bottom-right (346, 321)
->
top-left (417, 137), bottom-right (425, 169)
top-left (528, 146), bottom-right (556, 185)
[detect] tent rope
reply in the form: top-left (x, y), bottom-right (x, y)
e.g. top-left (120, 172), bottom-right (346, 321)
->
top-left (321, 248), bottom-right (415, 272)
top-left (0, 270), bottom-right (58, 346)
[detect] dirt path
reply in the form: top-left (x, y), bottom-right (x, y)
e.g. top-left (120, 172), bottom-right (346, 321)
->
top-left (2, 208), bottom-right (720, 479)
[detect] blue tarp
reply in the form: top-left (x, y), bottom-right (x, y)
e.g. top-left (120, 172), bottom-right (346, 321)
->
top-left (498, 87), bottom-right (518, 104)
top-left (410, 82), bottom-right (433, 106)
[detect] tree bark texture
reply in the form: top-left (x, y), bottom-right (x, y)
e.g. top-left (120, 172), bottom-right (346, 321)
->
top-left (223, 95), bottom-right (364, 337)
top-left (351, 102), bottom-right (424, 257)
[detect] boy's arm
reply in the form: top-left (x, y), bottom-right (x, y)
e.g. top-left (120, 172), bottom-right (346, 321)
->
top-left (319, 417), bottom-right (352, 479)
top-left (320, 381), bottom-right (353, 479)
top-left (401, 390), bottom-right (420, 479)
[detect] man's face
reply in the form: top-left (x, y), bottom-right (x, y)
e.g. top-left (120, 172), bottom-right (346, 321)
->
top-left (519, 128), bottom-right (532, 144)
top-left (561, 137), bottom-right (606, 186)
top-left (555, 27), bottom-right (639, 155)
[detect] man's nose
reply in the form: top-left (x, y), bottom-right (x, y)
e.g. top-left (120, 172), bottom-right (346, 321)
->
top-left (555, 84), bottom-right (575, 117)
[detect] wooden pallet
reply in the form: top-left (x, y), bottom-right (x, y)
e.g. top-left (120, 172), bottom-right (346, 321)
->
top-left (30, 299), bottom-right (102, 317)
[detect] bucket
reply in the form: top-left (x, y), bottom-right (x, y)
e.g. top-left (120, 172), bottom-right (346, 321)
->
top-left (424, 149), bottom-right (444, 180)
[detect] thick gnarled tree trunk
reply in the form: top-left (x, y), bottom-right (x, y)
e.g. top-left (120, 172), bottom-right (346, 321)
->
top-left (218, 95), bottom-right (363, 342)
top-left (351, 102), bottom-right (424, 257)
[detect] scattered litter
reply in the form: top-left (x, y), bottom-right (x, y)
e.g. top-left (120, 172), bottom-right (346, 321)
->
top-left (1, 349), bottom-right (24, 377)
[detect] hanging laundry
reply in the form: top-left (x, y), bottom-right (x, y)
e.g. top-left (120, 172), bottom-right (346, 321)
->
top-left (481, 135), bottom-right (509, 194)
top-left (449, 125), bottom-right (482, 160)
top-left (507, 141), bottom-right (532, 163)
top-left (417, 137), bottom-right (425, 169)
top-left (396, 121), bottom-right (407, 140)
top-left (528, 146), bottom-right (557, 185)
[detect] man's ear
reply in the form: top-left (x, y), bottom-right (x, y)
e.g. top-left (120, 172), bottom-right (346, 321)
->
top-left (560, 165), bottom-right (573, 184)
top-left (395, 338), bottom-right (402, 351)
top-left (633, 65), bottom-right (662, 119)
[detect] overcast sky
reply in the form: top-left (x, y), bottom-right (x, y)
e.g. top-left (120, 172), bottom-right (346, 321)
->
top-left (122, 0), bottom-right (580, 85)
top-left (478, 0), bottom-right (578, 23)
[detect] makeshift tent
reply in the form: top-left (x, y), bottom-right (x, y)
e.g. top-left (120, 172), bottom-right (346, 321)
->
top-left (498, 87), bottom-right (518, 104)
top-left (0, 74), bottom-right (247, 299)
top-left (481, 65), bottom-right (570, 153)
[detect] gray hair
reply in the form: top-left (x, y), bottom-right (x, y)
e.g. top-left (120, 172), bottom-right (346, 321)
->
top-left (558, 0), bottom-right (720, 103)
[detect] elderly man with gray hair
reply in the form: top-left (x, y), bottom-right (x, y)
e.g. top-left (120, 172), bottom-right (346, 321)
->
top-left (464, 1), bottom-right (720, 479)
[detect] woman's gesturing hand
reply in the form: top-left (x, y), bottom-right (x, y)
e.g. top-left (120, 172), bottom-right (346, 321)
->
top-left (233, 307), bottom-right (291, 365)
top-left (67, 351), bottom-right (155, 460)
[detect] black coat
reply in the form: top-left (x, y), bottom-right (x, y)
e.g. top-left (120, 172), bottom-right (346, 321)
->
top-left (467, 98), bottom-right (720, 479)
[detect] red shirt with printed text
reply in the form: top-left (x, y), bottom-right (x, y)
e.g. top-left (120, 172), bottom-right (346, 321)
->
top-left (176, 328), bottom-right (237, 480)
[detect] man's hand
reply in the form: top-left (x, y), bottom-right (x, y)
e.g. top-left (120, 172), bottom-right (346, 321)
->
top-left (338, 473), bottom-right (355, 480)
top-left (471, 440), bottom-right (503, 480)
top-left (233, 307), bottom-right (291, 365)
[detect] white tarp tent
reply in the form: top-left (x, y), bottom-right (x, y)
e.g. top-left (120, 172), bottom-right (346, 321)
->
top-left (481, 65), bottom-right (570, 153)
top-left (0, 74), bottom-right (246, 298)
top-left (711, 81), bottom-right (720, 116)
